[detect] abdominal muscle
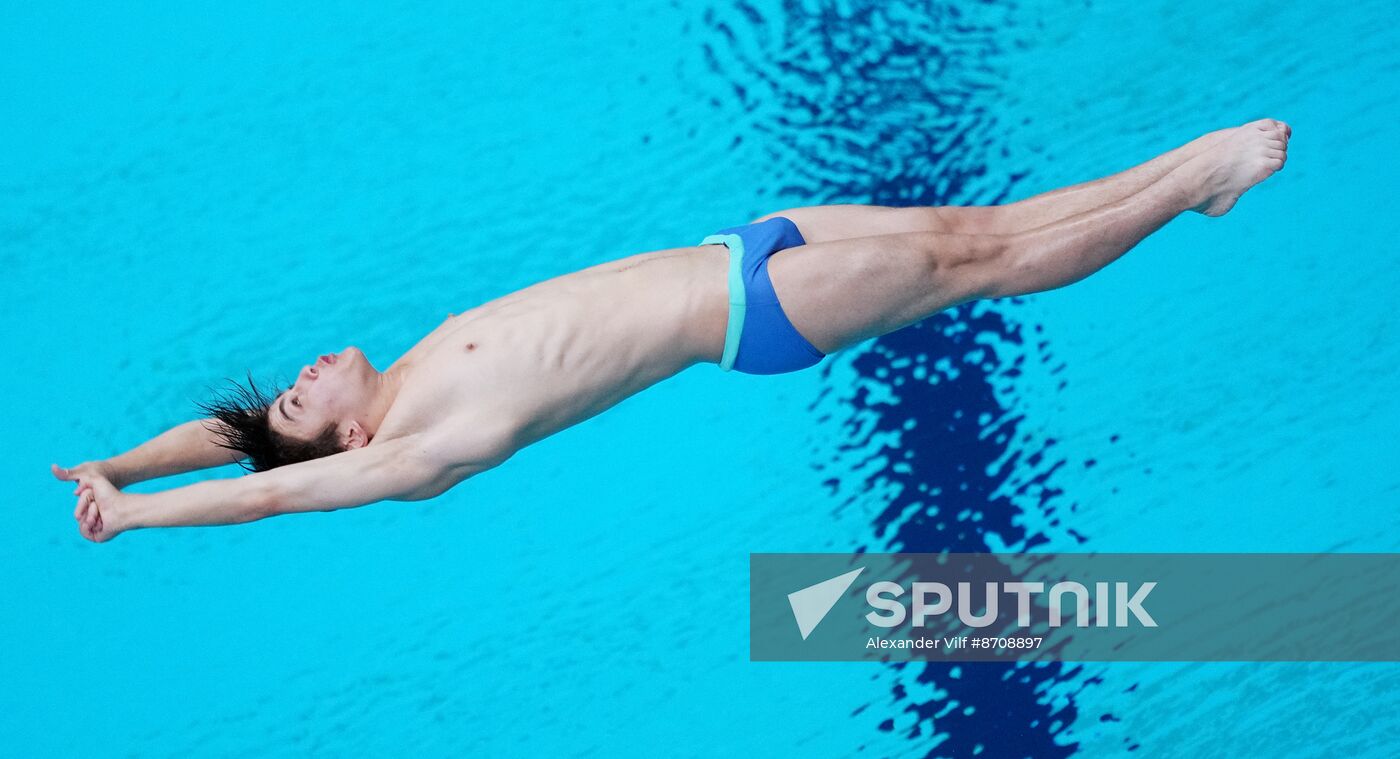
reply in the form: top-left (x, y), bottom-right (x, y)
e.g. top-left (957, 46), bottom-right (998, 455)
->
top-left (376, 244), bottom-right (730, 454)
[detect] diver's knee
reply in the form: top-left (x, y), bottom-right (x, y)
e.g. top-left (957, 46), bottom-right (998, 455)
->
top-left (939, 205), bottom-right (1006, 236)
top-left (910, 230), bottom-right (1015, 300)
top-left (871, 230), bottom-right (1010, 313)
top-left (979, 231), bottom-right (1044, 299)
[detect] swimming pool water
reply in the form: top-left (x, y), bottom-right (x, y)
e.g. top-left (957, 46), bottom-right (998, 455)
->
top-left (4, 0), bottom-right (1399, 756)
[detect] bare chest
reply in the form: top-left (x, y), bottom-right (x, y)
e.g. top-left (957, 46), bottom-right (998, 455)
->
top-left (375, 244), bottom-right (728, 444)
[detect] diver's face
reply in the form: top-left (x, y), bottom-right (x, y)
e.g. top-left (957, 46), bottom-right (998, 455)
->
top-left (269, 346), bottom-right (377, 443)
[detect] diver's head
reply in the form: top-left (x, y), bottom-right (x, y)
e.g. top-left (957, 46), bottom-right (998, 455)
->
top-left (199, 347), bottom-right (380, 472)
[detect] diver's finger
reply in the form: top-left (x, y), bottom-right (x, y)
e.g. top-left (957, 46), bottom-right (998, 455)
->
top-left (84, 496), bottom-right (99, 531)
top-left (75, 490), bottom-right (93, 521)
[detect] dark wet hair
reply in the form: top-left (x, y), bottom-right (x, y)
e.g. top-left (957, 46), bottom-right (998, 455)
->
top-left (195, 372), bottom-right (343, 473)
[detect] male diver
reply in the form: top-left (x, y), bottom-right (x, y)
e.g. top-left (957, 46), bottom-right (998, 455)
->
top-left (54, 119), bottom-right (1290, 542)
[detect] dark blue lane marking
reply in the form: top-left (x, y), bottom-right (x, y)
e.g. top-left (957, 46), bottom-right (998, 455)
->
top-left (817, 308), bottom-right (1088, 758)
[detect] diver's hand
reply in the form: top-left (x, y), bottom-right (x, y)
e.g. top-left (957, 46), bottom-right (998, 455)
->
top-left (51, 460), bottom-right (129, 490)
top-left (69, 472), bottom-right (131, 543)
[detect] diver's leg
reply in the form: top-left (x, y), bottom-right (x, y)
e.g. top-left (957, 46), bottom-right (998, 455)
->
top-left (767, 123), bottom-right (1288, 354)
top-left (760, 120), bottom-right (1288, 243)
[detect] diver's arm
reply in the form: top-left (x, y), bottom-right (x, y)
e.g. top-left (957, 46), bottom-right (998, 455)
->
top-left (73, 435), bottom-right (465, 542)
top-left (53, 419), bottom-right (241, 489)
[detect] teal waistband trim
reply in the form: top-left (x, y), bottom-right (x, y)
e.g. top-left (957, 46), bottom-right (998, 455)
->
top-left (699, 232), bottom-right (745, 372)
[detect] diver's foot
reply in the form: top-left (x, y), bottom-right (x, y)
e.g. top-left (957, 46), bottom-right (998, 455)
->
top-left (1187, 118), bottom-right (1290, 217)
top-left (1185, 118), bottom-right (1291, 158)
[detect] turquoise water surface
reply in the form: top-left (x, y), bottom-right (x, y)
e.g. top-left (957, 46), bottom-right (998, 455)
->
top-left (4, 1), bottom-right (1399, 756)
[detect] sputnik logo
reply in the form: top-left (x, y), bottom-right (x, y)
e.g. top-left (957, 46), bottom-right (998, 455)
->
top-left (787, 567), bottom-right (865, 640)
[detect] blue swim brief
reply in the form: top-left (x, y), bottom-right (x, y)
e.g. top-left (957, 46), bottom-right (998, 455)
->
top-left (698, 216), bottom-right (826, 375)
